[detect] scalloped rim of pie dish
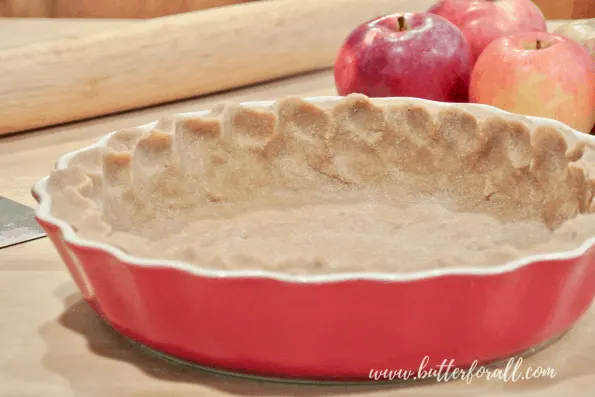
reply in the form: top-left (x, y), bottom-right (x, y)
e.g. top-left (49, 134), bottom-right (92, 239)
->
top-left (33, 95), bottom-right (595, 283)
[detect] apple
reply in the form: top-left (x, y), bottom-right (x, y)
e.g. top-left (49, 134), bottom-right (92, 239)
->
top-left (470, 32), bottom-right (595, 134)
top-left (334, 13), bottom-right (472, 102)
top-left (554, 19), bottom-right (595, 62)
top-left (427, 0), bottom-right (547, 64)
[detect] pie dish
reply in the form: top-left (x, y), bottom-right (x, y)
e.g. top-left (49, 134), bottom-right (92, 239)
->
top-left (32, 94), bottom-right (595, 381)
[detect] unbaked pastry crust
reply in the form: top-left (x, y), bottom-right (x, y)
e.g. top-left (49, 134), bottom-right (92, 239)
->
top-left (45, 94), bottom-right (595, 274)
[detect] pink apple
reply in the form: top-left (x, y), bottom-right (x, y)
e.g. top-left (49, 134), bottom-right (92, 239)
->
top-left (427, 0), bottom-right (547, 64)
top-left (470, 32), bottom-right (595, 134)
top-left (334, 12), bottom-right (472, 102)
top-left (554, 19), bottom-right (595, 62)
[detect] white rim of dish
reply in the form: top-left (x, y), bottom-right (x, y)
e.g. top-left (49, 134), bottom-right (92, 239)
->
top-left (32, 96), bottom-right (595, 284)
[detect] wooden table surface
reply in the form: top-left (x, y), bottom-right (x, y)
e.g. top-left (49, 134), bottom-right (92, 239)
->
top-left (1, 18), bottom-right (594, 397)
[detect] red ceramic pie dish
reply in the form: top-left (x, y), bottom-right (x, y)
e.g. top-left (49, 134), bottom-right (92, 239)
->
top-left (31, 96), bottom-right (595, 381)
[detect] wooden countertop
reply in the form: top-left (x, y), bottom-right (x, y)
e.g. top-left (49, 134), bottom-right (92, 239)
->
top-left (1, 18), bottom-right (595, 397)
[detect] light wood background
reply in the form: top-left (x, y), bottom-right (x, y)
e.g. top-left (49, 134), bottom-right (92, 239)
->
top-left (0, 0), bottom-right (256, 18)
top-left (0, 0), bottom-right (593, 19)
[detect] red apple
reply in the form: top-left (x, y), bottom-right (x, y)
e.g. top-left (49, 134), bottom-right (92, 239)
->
top-left (427, 0), bottom-right (547, 64)
top-left (470, 32), bottom-right (595, 134)
top-left (334, 12), bottom-right (472, 102)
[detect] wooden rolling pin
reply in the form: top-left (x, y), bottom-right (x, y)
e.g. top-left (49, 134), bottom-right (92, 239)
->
top-left (0, 0), bottom-right (435, 135)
